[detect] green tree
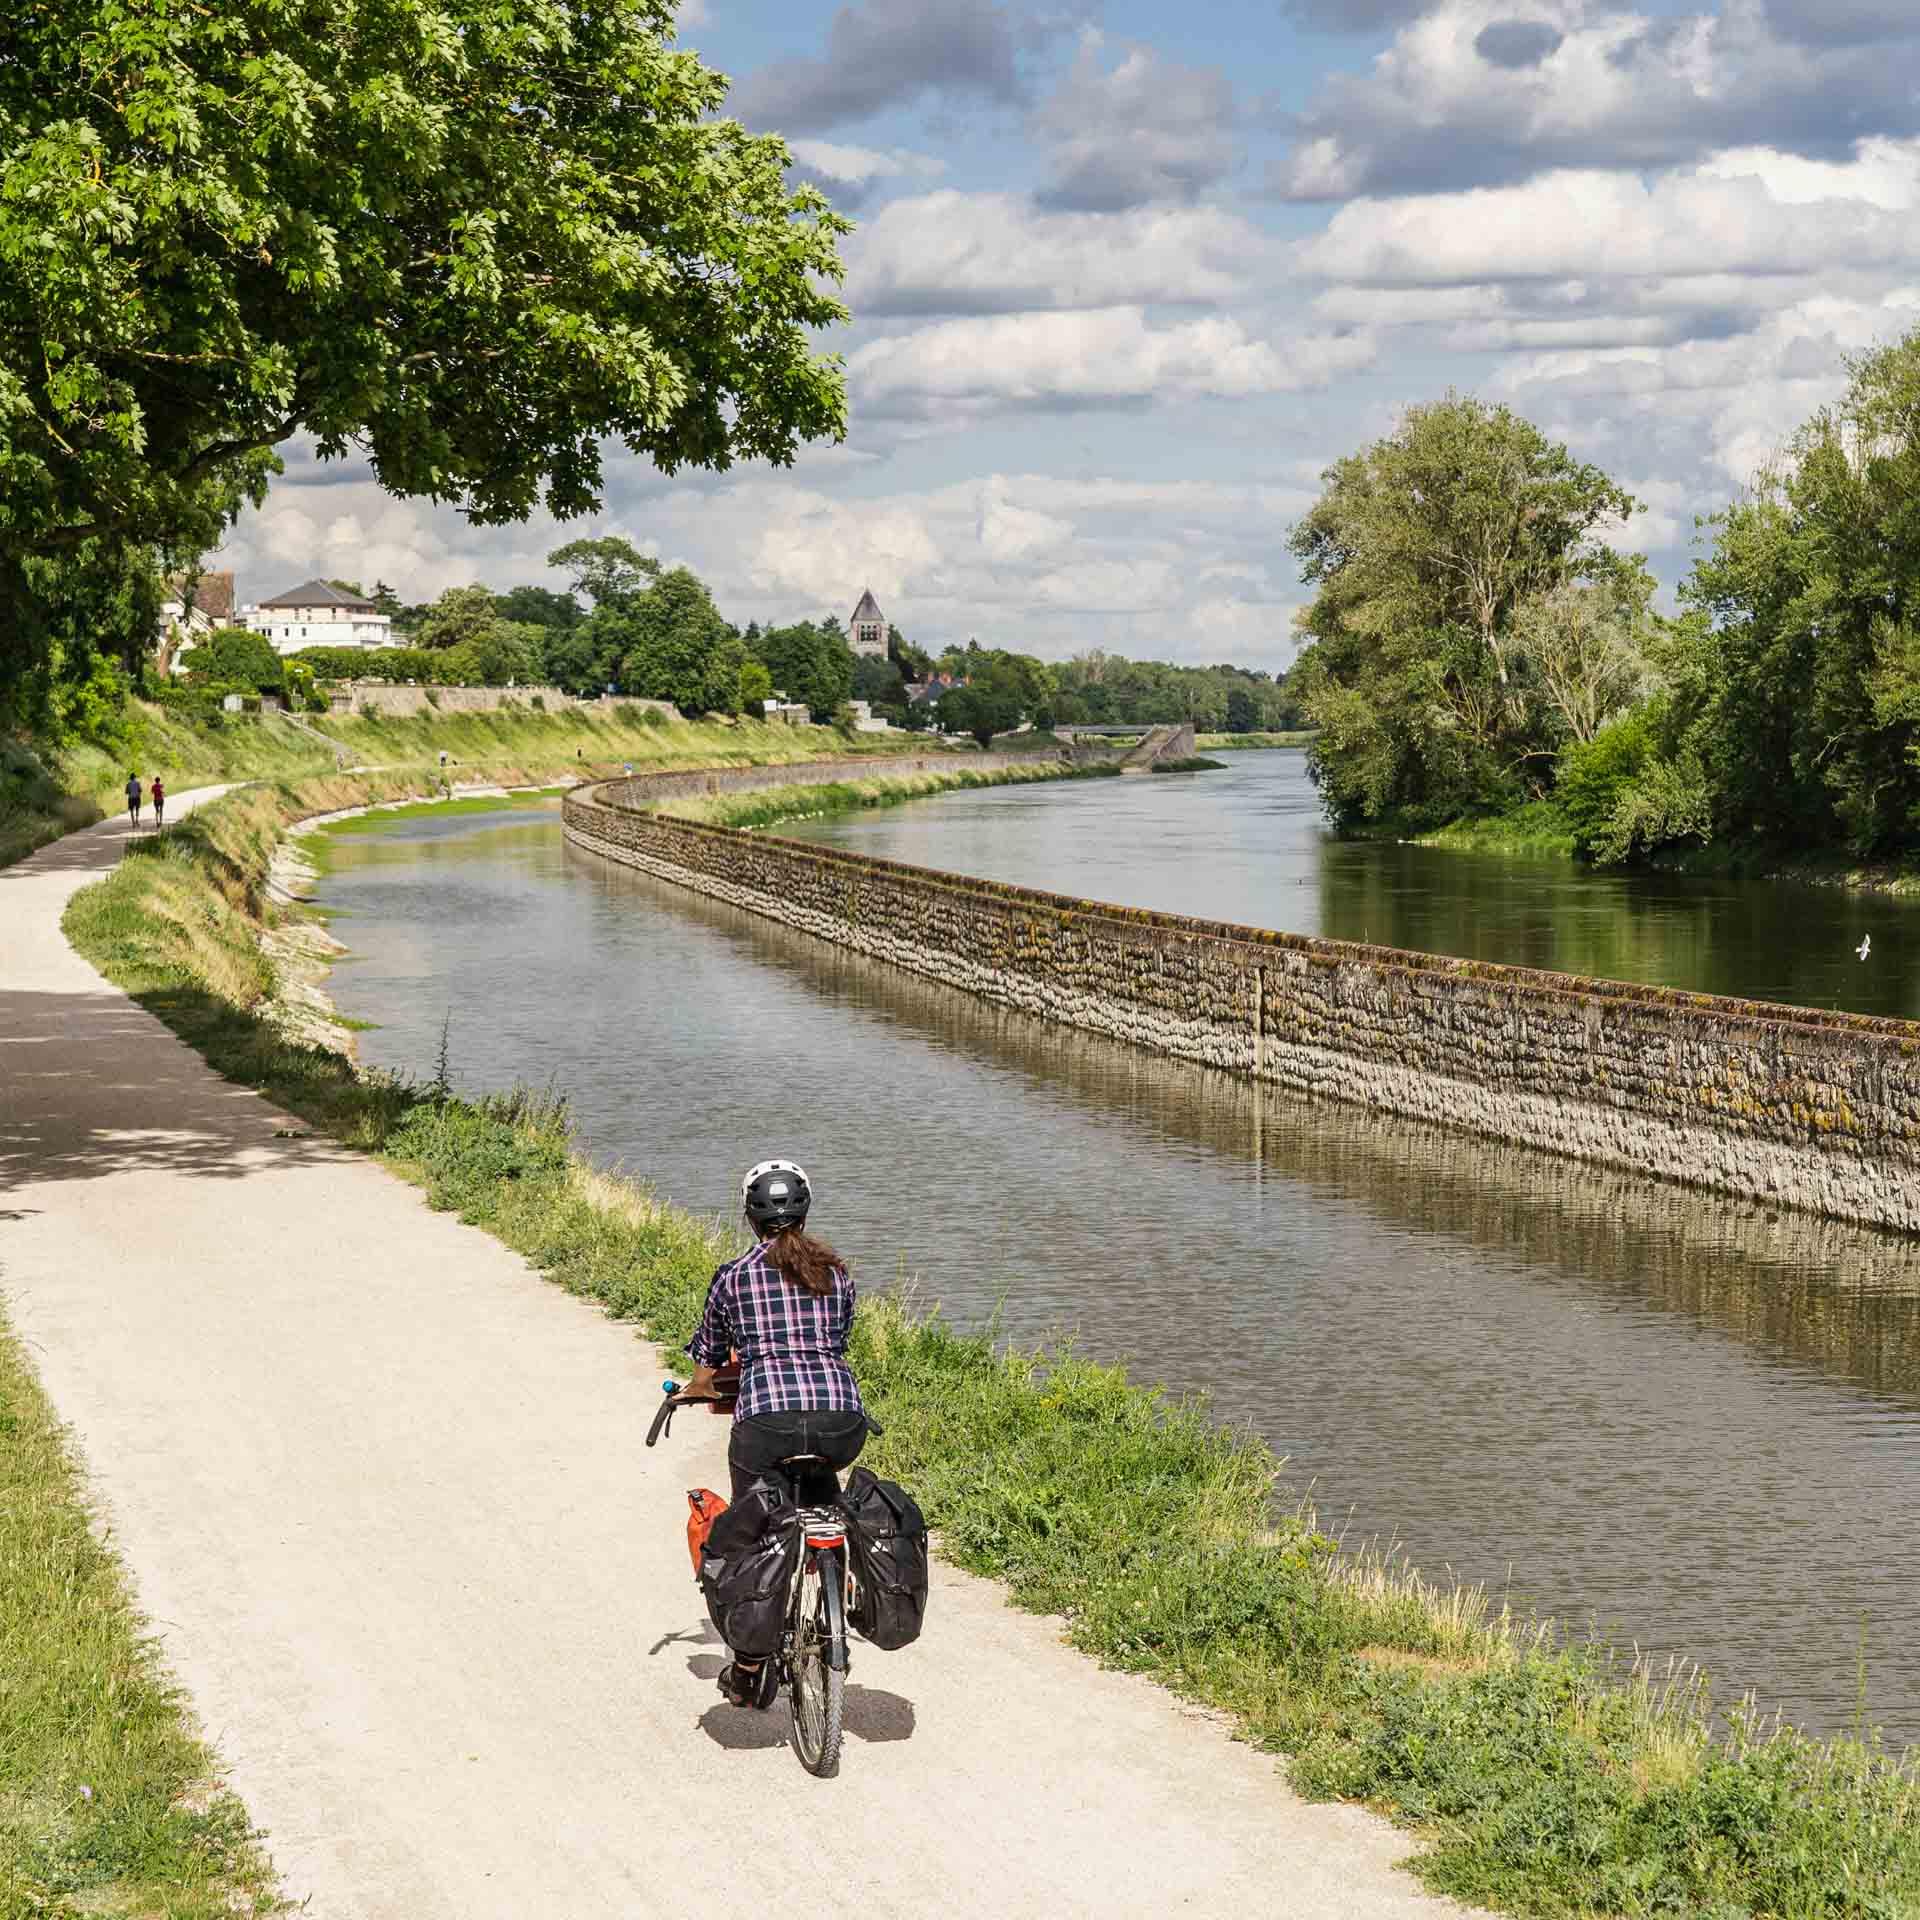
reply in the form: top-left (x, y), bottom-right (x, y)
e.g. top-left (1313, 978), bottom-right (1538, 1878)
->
top-left (179, 628), bottom-right (285, 692)
top-left (1225, 686), bottom-right (1258, 734)
top-left (890, 630), bottom-right (933, 681)
top-left (753, 622), bottom-right (852, 721)
top-left (441, 622), bottom-right (544, 688)
top-left (852, 654), bottom-right (907, 708)
top-left (619, 568), bottom-right (741, 714)
top-left (939, 662), bottom-right (1026, 746)
top-left (0, 548), bottom-right (164, 741)
top-left (1288, 395), bottom-right (1640, 828)
top-left (1511, 576), bottom-right (1655, 746)
top-left (495, 585), bottom-right (583, 632)
top-left (740, 659), bottom-right (774, 718)
top-left (413, 587), bottom-right (505, 653)
top-left (537, 625), bottom-right (613, 697)
top-left (548, 538), bottom-right (663, 608)
top-left (2, 0), bottom-right (849, 726)
top-left (1669, 326), bottom-right (1920, 854)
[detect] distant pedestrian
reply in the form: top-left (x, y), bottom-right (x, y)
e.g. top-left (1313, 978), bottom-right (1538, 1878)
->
top-left (125, 773), bottom-right (142, 828)
top-left (151, 776), bottom-right (166, 828)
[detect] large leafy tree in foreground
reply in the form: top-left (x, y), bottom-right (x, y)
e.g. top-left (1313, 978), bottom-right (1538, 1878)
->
top-left (1288, 396), bottom-right (1642, 829)
top-left (0, 0), bottom-right (849, 729)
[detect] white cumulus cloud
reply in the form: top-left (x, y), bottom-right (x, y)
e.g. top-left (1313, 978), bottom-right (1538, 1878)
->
top-left (849, 307), bottom-right (1374, 424)
top-left (845, 191), bottom-right (1276, 317)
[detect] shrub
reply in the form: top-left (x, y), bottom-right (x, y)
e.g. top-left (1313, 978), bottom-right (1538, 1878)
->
top-left (1557, 707), bottom-right (1658, 858)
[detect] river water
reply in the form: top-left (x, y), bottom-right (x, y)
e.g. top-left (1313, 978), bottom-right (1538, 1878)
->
top-left (314, 754), bottom-right (1920, 1747)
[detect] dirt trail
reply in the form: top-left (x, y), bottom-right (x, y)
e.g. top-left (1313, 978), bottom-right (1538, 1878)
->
top-left (1, 799), bottom-right (1470, 1919)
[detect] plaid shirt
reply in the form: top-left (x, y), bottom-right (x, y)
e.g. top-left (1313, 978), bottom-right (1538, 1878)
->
top-left (689, 1240), bottom-right (862, 1421)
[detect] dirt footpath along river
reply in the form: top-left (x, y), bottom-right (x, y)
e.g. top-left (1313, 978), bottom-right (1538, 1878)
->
top-left (0, 798), bottom-right (1476, 1919)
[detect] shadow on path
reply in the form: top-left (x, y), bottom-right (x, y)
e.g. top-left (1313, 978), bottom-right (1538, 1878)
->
top-left (0, 986), bottom-right (352, 1190)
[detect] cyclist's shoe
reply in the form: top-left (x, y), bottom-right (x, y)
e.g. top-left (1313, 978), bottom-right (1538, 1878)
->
top-left (718, 1660), bottom-right (780, 1710)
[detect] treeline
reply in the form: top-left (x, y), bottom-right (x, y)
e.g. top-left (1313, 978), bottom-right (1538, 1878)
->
top-left (1291, 323), bottom-right (1920, 865)
top-left (171, 532), bottom-right (1303, 742)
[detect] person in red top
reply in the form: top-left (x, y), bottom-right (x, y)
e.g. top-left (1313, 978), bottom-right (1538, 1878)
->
top-left (150, 776), bottom-right (166, 828)
top-left (685, 1158), bottom-right (867, 1709)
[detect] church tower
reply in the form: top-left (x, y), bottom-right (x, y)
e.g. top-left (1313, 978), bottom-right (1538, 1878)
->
top-left (849, 588), bottom-right (891, 660)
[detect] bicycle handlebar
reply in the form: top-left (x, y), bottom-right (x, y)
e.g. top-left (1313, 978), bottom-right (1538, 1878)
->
top-left (646, 1385), bottom-right (699, 1447)
top-left (645, 1378), bottom-right (885, 1446)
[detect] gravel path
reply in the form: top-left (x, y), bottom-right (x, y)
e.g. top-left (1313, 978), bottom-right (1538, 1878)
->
top-left (1, 798), bottom-right (1470, 1919)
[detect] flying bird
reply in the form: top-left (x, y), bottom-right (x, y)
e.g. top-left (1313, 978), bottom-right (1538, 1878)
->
top-left (1857, 934), bottom-right (1872, 961)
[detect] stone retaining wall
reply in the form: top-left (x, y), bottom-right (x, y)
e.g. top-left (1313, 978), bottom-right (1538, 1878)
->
top-left (329, 682), bottom-right (653, 718)
top-left (563, 772), bottom-right (1920, 1232)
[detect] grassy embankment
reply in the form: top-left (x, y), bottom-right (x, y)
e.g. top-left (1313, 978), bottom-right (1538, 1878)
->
top-left (1410, 801), bottom-right (1581, 860)
top-left (1194, 730), bottom-right (1315, 750)
top-left (659, 759), bottom-right (1117, 831)
top-left (0, 1325), bottom-right (284, 1916)
top-left (1, 701), bottom-right (929, 870)
top-left (54, 776), bottom-right (1920, 1920)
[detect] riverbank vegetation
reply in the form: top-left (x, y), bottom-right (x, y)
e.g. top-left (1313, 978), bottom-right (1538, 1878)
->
top-left (1195, 730), bottom-right (1315, 750)
top-left (0, 703), bottom-right (929, 873)
top-left (1294, 326), bottom-right (1920, 877)
top-left (58, 774), bottom-right (1920, 1920)
top-left (0, 1318), bottom-right (283, 1916)
top-left (659, 759), bottom-right (1119, 832)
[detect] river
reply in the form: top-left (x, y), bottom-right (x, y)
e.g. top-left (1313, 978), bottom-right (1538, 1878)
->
top-left (313, 752), bottom-right (1920, 1747)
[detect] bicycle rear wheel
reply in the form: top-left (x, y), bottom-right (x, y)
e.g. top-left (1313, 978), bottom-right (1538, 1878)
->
top-left (789, 1553), bottom-right (845, 1778)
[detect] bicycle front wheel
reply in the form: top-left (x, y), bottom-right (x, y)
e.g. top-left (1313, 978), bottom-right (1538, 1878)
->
top-left (789, 1555), bottom-right (845, 1778)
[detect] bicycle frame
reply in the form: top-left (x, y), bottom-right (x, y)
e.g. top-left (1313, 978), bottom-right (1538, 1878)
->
top-left (790, 1506), bottom-right (851, 1676)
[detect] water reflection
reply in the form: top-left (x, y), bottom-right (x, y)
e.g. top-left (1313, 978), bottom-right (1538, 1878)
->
top-left (318, 802), bottom-right (1920, 1747)
top-left (790, 752), bottom-right (1920, 1019)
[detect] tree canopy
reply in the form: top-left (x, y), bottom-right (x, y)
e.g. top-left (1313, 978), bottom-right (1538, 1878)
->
top-left (1, 0), bottom-right (848, 729)
top-left (1609, 327), bottom-right (1920, 860)
top-left (1288, 395), bottom-right (1646, 829)
top-left (616, 567), bottom-right (742, 714)
top-left (753, 622), bottom-right (853, 722)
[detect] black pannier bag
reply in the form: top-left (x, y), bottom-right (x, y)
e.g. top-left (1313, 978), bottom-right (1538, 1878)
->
top-left (699, 1479), bottom-right (800, 1659)
top-left (841, 1467), bottom-right (930, 1651)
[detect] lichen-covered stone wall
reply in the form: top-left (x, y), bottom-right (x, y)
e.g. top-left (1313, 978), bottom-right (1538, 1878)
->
top-left (563, 775), bottom-right (1920, 1232)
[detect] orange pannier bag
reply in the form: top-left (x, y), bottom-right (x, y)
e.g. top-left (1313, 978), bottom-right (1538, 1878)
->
top-left (686, 1488), bottom-right (729, 1576)
top-left (681, 1358), bottom-right (741, 1574)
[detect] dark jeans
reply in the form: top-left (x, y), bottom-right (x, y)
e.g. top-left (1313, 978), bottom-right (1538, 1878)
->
top-left (729, 1409), bottom-right (867, 1505)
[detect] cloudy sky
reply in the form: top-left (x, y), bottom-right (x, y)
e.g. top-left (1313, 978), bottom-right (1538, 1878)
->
top-left (217, 0), bottom-right (1920, 669)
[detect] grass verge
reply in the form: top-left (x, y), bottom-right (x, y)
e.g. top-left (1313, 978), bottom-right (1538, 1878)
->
top-left (0, 1319), bottom-right (284, 1917)
top-left (658, 759), bottom-right (1117, 831)
top-left (1412, 801), bottom-right (1579, 859)
top-left (56, 777), bottom-right (1920, 1920)
top-left (1195, 730), bottom-right (1316, 750)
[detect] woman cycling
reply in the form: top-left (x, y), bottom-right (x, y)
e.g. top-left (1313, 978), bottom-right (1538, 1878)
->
top-left (684, 1158), bottom-right (866, 1710)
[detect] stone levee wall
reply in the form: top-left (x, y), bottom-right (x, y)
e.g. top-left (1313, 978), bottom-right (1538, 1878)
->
top-left (563, 772), bottom-right (1920, 1232)
top-left (590, 748), bottom-right (1080, 809)
top-left (329, 683), bottom-right (676, 719)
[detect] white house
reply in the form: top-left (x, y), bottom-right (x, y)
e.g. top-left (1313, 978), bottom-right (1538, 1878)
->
top-left (243, 579), bottom-right (394, 655)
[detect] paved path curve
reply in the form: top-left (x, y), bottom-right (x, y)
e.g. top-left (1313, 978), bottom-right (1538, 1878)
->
top-left (1, 799), bottom-right (1470, 1919)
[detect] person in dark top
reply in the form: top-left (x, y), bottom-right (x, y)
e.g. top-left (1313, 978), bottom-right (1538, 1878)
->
top-left (685, 1158), bottom-right (866, 1709)
top-left (125, 773), bottom-right (142, 827)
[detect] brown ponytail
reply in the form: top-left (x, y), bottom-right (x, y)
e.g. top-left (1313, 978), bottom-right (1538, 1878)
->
top-left (764, 1223), bottom-right (845, 1296)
